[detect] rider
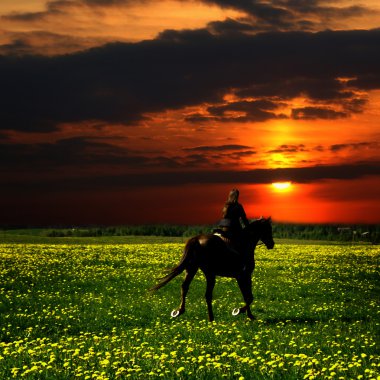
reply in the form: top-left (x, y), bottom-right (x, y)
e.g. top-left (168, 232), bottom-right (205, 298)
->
top-left (218, 188), bottom-right (249, 251)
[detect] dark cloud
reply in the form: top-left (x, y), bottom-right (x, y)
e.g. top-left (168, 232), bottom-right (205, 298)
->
top-left (228, 150), bottom-right (257, 157)
top-left (202, 0), bottom-right (299, 30)
top-left (1, 0), bottom-right (144, 22)
top-left (330, 142), bottom-right (379, 152)
top-left (291, 107), bottom-right (348, 120)
top-left (313, 145), bottom-right (325, 152)
top-left (343, 97), bottom-right (368, 113)
top-left (0, 29), bottom-right (380, 132)
top-left (0, 137), bottom-right (182, 170)
top-left (267, 144), bottom-right (306, 153)
top-left (80, 0), bottom-right (140, 4)
top-left (205, 99), bottom-right (287, 122)
top-left (0, 131), bottom-right (8, 140)
top-left (207, 17), bottom-right (316, 35)
top-left (1, 1), bottom-right (76, 22)
top-left (0, 31), bottom-right (111, 56)
top-left (2, 162), bottom-right (379, 194)
top-left (0, 138), bottom-right (259, 176)
top-left (236, 77), bottom-right (360, 104)
top-left (347, 74), bottom-right (380, 90)
top-left (207, 150), bottom-right (257, 162)
top-left (207, 18), bottom-right (259, 35)
top-left (183, 144), bottom-right (252, 152)
top-left (0, 38), bottom-right (34, 56)
top-left (93, 163), bottom-right (380, 186)
top-left (183, 153), bottom-right (214, 167)
top-left (202, 0), bottom-right (374, 32)
top-left (2, 11), bottom-right (49, 22)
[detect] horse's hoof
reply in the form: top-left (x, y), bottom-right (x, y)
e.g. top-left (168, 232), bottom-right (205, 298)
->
top-left (232, 308), bottom-right (240, 316)
top-left (171, 310), bottom-right (180, 318)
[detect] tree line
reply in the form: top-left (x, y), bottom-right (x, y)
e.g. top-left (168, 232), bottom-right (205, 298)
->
top-left (44, 223), bottom-right (379, 243)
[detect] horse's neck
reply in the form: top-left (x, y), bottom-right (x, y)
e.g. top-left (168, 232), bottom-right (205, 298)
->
top-left (251, 234), bottom-right (260, 248)
top-left (244, 237), bottom-right (259, 260)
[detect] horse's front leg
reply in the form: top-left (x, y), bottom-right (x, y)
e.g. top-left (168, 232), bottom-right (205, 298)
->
top-left (233, 276), bottom-right (255, 320)
top-left (205, 274), bottom-right (216, 322)
top-left (171, 269), bottom-right (196, 318)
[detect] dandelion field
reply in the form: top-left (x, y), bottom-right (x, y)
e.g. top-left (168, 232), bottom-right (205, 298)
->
top-left (0, 241), bottom-right (379, 379)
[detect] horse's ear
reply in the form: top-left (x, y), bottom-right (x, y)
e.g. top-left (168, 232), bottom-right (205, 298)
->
top-left (268, 216), bottom-right (272, 223)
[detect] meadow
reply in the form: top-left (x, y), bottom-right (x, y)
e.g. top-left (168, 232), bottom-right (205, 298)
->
top-left (0, 239), bottom-right (379, 379)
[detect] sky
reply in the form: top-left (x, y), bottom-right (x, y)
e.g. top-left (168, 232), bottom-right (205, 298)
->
top-left (0, 0), bottom-right (380, 226)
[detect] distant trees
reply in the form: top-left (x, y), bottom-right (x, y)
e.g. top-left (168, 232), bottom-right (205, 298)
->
top-left (44, 223), bottom-right (380, 243)
top-left (272, 223), bottom-right (379, 243)
top-left (45, 224), bottom-right (209, 238)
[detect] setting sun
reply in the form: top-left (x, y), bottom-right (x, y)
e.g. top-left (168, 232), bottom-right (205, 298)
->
top-left (271, 182), bottom-right (292, 191)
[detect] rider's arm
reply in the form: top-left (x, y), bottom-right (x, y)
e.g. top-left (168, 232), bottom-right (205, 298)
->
top-left (238, 204), bottom-right (249, 228)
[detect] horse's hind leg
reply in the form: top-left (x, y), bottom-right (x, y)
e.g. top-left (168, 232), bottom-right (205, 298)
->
top-left (233, 277), bottom-right (255, 320)
top-left (205, 274), bottom-right (216, 322)
top-left (171, 269), bottom-right (197, 318)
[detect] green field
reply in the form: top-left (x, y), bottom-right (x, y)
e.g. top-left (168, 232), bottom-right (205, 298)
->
top-left (0, 240), bottom-right (379, 379)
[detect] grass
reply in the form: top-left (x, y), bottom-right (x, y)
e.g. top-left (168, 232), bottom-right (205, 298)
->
top-left (0, 231), bottom-right (185, 245)
top-left (0, 240), bottom-right (379, 379)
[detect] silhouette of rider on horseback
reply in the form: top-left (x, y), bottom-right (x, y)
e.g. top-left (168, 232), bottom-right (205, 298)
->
top-left (218, 188), bottom-right (249, 253)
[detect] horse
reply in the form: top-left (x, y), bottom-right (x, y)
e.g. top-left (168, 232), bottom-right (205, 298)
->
top-left (150, 217), bottom-right (275, 321)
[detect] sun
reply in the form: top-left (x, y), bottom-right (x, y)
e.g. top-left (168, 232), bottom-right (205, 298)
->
top-left (271, 181), bottom-right (292, 191)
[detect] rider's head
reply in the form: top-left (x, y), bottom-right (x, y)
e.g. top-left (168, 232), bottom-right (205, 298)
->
top-left (227, 188), bottom-right (239, 203)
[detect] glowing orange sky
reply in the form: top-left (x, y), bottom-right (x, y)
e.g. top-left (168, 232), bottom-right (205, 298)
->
top-left (0, 0), bottom-right (379, 226)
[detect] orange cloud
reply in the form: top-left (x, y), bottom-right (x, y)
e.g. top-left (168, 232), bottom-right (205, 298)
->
top-left (0, 0), bottom-right (242, 54)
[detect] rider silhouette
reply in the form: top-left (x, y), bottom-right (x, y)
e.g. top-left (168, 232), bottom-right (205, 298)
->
top-left (218, 189), bottom-right (249, 252)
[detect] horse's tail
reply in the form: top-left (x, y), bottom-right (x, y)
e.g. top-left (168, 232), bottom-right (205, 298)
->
top-left (150, 236), bottom-right (200, 292)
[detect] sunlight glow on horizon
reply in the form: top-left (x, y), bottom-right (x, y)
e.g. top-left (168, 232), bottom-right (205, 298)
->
top-left (271, 182), bottom-right (292, 192)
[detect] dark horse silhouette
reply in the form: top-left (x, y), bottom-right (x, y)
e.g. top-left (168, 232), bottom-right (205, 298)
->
top-left (150, 217), bottom-right (274, 321)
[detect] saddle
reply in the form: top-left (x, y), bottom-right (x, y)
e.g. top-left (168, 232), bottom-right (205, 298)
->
top-left (213, 228), bottom-right (232, 243)
top-left (213, 228), bottom-right (240, 255)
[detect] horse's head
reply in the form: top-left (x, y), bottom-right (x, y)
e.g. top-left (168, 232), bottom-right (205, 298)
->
top-left (247, 217), bottom-right (275, 250)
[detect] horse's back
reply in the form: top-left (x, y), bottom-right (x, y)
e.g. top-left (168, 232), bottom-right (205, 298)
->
top-left (192, 233), bottom-right (246, 277)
